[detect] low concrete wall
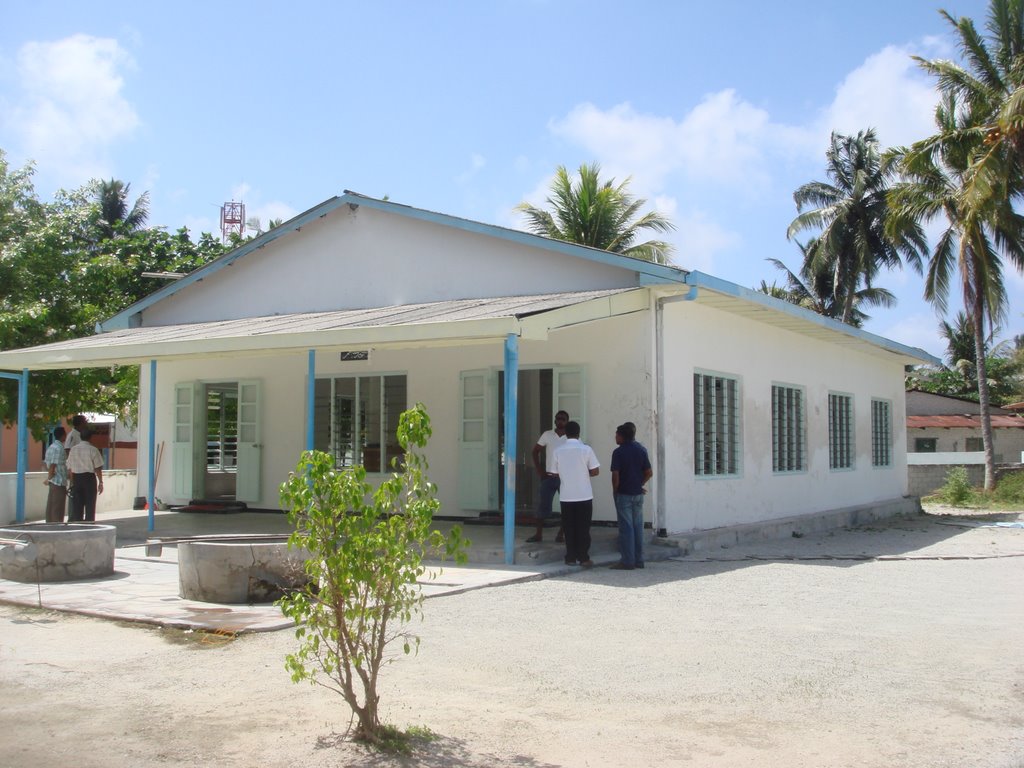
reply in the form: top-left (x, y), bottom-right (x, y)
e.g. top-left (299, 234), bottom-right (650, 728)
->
top-left (665, 496), bottom-right (922, 555)
top-left (178, 536), bottom-right (310, 604)
top-left (908, 463), bottom-right (1024, 496)
top-left (0, 523), bottom-right (116, 582)
top-left (0, 471), bottom-right (138, 525)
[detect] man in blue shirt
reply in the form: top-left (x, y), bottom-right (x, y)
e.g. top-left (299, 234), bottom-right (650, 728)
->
top-left (609, 422), bottom-right (652, 570)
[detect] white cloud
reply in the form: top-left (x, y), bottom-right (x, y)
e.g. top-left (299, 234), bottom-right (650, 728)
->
top-left (818, 44), bottom-right (940, 150)
top-left (6, 34), bottom-right (139, 183)
top-left (548, 94), bottom-right (791, 195)
top-left (877, 310), bottom-right (945, 358)
top-left (668, 208), bottom-right (742, 273)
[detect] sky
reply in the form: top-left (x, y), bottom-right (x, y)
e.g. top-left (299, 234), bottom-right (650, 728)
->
top-left (1, 0), bottom-right (1018, 360)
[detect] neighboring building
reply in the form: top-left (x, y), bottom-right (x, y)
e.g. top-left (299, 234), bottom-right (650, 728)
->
top-left (906, 390), bottom-right (1024, 461)
top-left (0, 193), bottom-right (936, 542)
top-left (0, 416), bottom-right (137, 473)
top-left (906, 389), bottom-right (1024, 494)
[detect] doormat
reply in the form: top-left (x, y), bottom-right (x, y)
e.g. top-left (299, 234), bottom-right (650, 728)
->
top-left (462, 514), bottom-right (562, 527)
top-left (171, 500), bottom-right (248, 514)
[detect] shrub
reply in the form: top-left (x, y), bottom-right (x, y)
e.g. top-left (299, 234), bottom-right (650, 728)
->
top-left (277, 403), bottom-right (468, 746)
top-left (991, 470), bottom-right (1024, 505)
top-left (939, 466), bottom-right (974, 506)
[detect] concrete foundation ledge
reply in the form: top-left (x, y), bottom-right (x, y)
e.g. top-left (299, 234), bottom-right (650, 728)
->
top-left (665, 497), bottom-right (923, 555)
top-left (0, 523), bottom-right (116, 582)
top-left (178, 536), bottom-right (311, 604)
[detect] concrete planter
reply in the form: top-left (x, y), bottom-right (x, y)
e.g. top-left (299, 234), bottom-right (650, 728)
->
top-left (0, 523), bottom-right (116, 582)
top-left (178, 536), bottom-right (310, 604)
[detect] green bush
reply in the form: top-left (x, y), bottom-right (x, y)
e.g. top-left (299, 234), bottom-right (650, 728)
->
top-left (991, 470), bottom-right (1024, 505)
top-left (278, 403), bottom-right (468, 747)
top-left (939, 466), bottom-right (975, 506)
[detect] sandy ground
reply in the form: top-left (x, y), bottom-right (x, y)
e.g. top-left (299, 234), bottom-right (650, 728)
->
top-left (1, 507), bottom-right (1023, 768)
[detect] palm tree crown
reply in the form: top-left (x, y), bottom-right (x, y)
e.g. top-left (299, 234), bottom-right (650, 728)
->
top-left (764, 239), bottom-right (895, 328)
top-left (787, 129), bottom-right (927, 325)
top-left (95, 178), bottom-right (150, 239)
top-left (516, 163), bottom-right (675, 264)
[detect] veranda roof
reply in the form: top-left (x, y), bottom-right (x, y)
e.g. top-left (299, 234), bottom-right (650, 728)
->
top-left (0, 288), bottom-right (646, 371)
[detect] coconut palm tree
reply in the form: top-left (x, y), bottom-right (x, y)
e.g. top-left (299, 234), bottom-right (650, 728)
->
top-left (939, 311), bottom-right (980, 375)
top-left (890, 90), bottom-right (1024, 490)
top-left (95, 178), bottom-right (149, 239)
top-left (911, 0), bottom-right (1024, 212)
top-left (765, 240), bottom-right (895, 327)
top-left (516, 163), bottom-right (675, 264)
top-left (787, 130), bottom-right (927, 325)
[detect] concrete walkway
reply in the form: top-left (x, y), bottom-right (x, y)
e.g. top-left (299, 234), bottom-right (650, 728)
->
top-left (0, 508), bottom-right (678, 633)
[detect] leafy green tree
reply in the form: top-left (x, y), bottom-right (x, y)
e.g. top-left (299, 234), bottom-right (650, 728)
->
top-left (788, 129), bottom-right (927, 324)
top-left (516, 162), bottom-right (676, 263)
top-left (908, 354), bottom-right (1022, 404)
top-left (277, 404), bottom-right (468, 747)
top-left (0, 159), bottom-right (227, 436)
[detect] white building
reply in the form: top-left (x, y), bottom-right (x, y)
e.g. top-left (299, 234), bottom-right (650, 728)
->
top-left (0, 193), bottom-right (937, 552)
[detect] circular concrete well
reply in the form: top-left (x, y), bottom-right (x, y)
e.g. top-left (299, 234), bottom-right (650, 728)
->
top-left (0, 523), bottom-right (116, 582)
top-left (178, 536), bottom-right (310, 604)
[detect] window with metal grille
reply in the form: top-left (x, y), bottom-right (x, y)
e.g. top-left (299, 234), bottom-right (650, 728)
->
top-left (694, 372), bottom-right (740, 476)
top-left (871, 398), bottom-right (892, 467)
top-left (771, 384), bottom-right (805, 472)
top-left (314, 374), bottom-right (407, 472)
top-left (828, 392), bottom-right (854, 470)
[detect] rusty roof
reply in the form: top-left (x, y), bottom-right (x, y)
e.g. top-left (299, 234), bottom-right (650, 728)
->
top-left (907, 415), bottom-right (1024, 429)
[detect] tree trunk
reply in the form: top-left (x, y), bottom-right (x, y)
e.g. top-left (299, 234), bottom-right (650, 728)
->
top-left (971, 296), bottom-right (997, 492)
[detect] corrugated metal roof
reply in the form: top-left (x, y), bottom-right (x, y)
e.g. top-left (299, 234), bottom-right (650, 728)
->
top-left (0, 289), bottom-right (638, 370)
top-left (907, 415), bottom-right (1024, 428)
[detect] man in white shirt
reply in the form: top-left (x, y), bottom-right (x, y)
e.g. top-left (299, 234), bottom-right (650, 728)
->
top-left (67, 429), bottom-right (104, 522)
top-left (552, 420), bottom-right (600, 567)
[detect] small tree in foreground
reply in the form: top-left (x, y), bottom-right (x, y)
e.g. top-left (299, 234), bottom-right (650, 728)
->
top-left (278, 403), bottom-right (468, 746)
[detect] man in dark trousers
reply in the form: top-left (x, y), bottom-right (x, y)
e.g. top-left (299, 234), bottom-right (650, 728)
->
top-left (610, 422), bottom-right (653, 570)
top-left (528, 410), bottom-right (569, 543)
top-left (67, 429), bottom-right (104, 522)
top-left (552, 420), bottom-right (600, 567)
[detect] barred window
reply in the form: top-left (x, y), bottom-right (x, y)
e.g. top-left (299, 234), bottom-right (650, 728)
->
top-left (694, 372), bottom-right (740, 476)
top-left (871, 398), bottom-right (892, 467)
top-left (772, 384), bottom-right (805, 472)
top-left (314, 375), bottom-right (407, 472)
top-left (828, 392), bottom-right (854, 470)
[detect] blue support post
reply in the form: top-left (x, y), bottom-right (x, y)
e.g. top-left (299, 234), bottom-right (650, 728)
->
top-left (15, 370), bottom-right (28, 523)
top-left (147, 360), bottom-right (157, 532)
top-left (502, 334), bottom-right (519, 565)
top-left (307, 350), bottom-right (316, 452)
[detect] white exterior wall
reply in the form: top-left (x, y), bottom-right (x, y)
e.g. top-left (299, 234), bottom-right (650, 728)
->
top-left (138, 311), bottom-right (653, 522)
top-left (659, 300), bottom-right (908, 534)
top-left (134, 290), bottom-right (913, 533)
top-left (907, 426), bottom-right (1024, 462)
top-left (143, 206), bottom-right (636, 326)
